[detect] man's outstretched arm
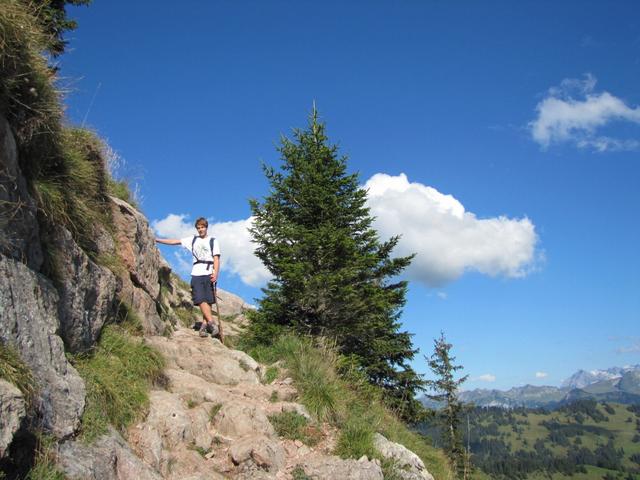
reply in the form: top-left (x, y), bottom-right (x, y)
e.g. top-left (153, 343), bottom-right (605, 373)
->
top-left (156, 238), bottom-right (182, 245)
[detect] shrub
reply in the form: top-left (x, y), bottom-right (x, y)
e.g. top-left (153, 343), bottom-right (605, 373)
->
top-left (268, 411), bottom-right (322, 446)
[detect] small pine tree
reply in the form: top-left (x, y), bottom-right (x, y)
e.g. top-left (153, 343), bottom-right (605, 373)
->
top-left (425, 332), bottom-right (469, 478)
top-left (248, 108), bottom-right (425, 421)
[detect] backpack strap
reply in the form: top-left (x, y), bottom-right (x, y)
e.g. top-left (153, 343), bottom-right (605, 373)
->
top-left (192, 236), bottom-right (216, 271)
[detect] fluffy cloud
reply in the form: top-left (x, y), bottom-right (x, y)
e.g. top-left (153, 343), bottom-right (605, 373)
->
top-left (477, 374), bottom-right (496, 382)
top-left (154, 173), bottom-right (538, 289)
top-left (530, 74), bottom-right (640, 151)
top-left (152, 214), bottom-right (271, 287)
top-left (364, 173), bottom-right (539, 287)
top-left (535, 371), bottom-right (548, 378)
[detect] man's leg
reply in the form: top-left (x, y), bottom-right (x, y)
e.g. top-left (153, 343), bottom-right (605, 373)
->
top-left (198, 302), bottom-right (213, 323)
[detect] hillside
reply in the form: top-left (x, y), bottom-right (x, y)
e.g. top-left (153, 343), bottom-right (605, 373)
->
top-left (420, 400), bottom-right (640, 479)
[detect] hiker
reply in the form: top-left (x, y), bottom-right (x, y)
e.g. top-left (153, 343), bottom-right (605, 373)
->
top-left (155, 217), bottom-right (221, 338)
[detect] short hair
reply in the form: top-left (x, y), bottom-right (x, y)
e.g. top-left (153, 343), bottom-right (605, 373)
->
top-left (195, 217), bottom-right (208, 228)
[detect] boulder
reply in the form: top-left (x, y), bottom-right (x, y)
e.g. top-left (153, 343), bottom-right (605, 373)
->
top-left (229, 434), bottom-right (285, 472)
top-left (300, 456), bottom-right (384, 480)
top-left (213, 403), bottom-right (275, 439)
top-left (216, 288), bottom-right (253, 318)
top-left (0, 379), bottom-right (26, 458)
top-left (144, 390), bottom-right (194, 449)
top-left (373, 433), bottom-right (434, 480)
top-left (0, 254), bottom-right (85, 439)
top-left (59, 428), bottom-right (162, 480)
top-left (0, 114), bottom-right (42, 270)
top-left (50, 226), bottom-right (118, 352)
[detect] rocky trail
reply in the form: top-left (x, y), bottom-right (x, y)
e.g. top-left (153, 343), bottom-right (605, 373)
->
top-left (57, 319), bottom-right (400, 480)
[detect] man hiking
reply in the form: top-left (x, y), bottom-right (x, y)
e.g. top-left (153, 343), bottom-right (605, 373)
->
top-left (156, 217), bottom-right (222, 339)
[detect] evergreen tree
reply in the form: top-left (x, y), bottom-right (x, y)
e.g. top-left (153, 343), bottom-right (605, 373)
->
top-left (249, 109), bottom-right (425, 421)
top-left (425, 332), bottom-right (469, 478)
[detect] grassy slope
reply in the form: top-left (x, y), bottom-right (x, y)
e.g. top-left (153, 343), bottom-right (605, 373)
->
top-left (242, 334), bottom-right (454, 480)
top-left (469, 403), bottom-right (640, 479)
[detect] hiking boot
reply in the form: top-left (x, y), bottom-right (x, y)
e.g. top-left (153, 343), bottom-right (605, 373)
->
top-left (198, 322), bottom-right (208, 337)
top-left (207, 322), bottom-right (219, 338)
top-left (193, 321), bottom-right (203, 331)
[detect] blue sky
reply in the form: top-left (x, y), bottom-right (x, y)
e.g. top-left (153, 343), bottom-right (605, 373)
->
top-left (59, 0), bottom-right (640, 390)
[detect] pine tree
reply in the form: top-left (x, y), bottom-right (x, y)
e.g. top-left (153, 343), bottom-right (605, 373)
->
top-left (425, 332), bottom-right (470, 478)
top-left (249, 108), bottom-right (425, 421)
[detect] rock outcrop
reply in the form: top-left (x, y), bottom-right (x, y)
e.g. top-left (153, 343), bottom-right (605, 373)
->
top-left (0, 379), bottom-right (25, 458)
top-left (0, 254), bottom-right (86, 439)
top-left (51, 226), bottom-right (118, 352)
top-left (107, 196), bottom-right (165, 335)
top-left (59, 428), bottom-right (162, 480)
top-left (374, 433), bottom-right (435, 480)
top-left (0, 115), bottom-right (42, 270)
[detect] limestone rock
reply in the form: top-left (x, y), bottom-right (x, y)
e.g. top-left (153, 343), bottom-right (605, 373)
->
top-left (0, 115), bottom-right (42, 270)
top-left (147, 330), bottom-right (261, 386)
top-left (0, 379), bottom-right (26, 457)
top-left (50, 226), bottom-right (118, 352)
top-left (0, 254), bottom-right (85, 439)
top-left (280, 402), bottom-right (312, 420)
top-left (300, 456), bottom-right (384, 479)
top-left (229, 434), bottom-right (285, 472)
top-left (144, 390), bottom-right (194, 449)
top-left (109, 196), bottom-right (164, 334)
top-left (373, 433), bottom-right (434, 480)
top-left (110, 196), bottom-right (161, 298)
top-left (164, 368), bottom-right (229, 404)
top-left (216, 288), bottom-right (253, 318)
top-left (59, 428), bottom-right (161, 480)
top-left (214, 403), bottom-right (275, 439)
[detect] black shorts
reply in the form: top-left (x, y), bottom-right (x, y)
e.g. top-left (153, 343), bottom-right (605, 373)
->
top-left (190, 275), bottom-right (215, 305)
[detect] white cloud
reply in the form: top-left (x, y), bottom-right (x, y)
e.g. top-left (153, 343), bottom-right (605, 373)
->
top-left (530, 74), bottom-right (640, 151)
top-left (154, 173), bottom-right (539, 289)
top-left (535, 371), bottom-right (548, 378)
top-left (364, 173), bottom-right (539, 287)
top-left (617, 342), bottom-right (640, 354)
top-left (436, 292), bottom-right (448, 300)
top-left (152, 214), bottom-right (271, 287)
top-left (477, 374), bottom-right (496, 382)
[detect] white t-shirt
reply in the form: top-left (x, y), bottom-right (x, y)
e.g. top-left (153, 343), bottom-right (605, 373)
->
top-left (180, 235), bottom-right (221, 276)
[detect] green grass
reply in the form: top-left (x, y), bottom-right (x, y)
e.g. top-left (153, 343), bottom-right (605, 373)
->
top-left (0, 341), bottom-right (36, 407)
top-left (173, 306), bottom-right (197, 328)
top-left (72, 323), bottom-right (164, 442)
top-left (187, 443), bottom-right (211, 458)
top-left (25, 434), bottom-right (66, 480)
top-left (263, 365), bottom-right (279, 384)
top-left (292, 466), bottom-right (312, 480)
top-left (209, 403), bottom-right (223, 422)
top-left (239, 333), bottom-right (454, 479)
top-left (268, 411), bottom-right (322, 446)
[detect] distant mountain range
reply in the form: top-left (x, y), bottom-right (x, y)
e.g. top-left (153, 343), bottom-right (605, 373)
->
top-left (422, 365), bottom-right (640, 409)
